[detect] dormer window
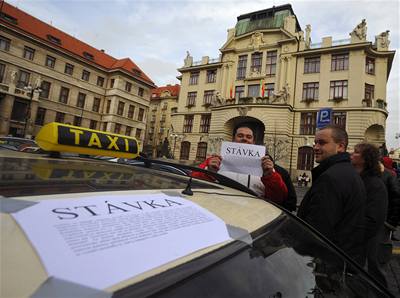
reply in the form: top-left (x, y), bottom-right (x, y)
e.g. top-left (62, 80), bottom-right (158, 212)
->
top-left (47, 34), bottom-right (61, 45)
top-left (83, 51), bottom-right (94, 61)
top-left (0, 12), bottom-right (18, 25)
top-left (132, 69), bottom-right (141, 76)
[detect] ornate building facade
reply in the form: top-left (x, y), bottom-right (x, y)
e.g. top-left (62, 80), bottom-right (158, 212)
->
top-left (0, 2), bottom-right (155, 149)
top-left (171, 4), bottom-right (395, 176)
top-left (144, 84), bottom-right (179, 157)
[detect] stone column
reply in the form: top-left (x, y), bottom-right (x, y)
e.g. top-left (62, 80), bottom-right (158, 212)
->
top-left (0, 94), bottom-right (13, 136)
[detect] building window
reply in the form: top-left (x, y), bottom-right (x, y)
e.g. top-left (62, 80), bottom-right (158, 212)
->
top-left (200, 114), bottom-right (211, 133)
top-left (248, 84), bottom-right (260, 97)
top-left (17, 70), bottom-right (30, 88)
top-left (110, 79), bottom-right (115, 88)
top-left (206, 69), bottom-right (217, 83)
top-left (236, 55), bottom-right (247, 79)
top-left (365, 57), bottom-right (375, 75)
top-left (187, 92), bottom-right (196, 107)
top-left (59, 87), bottom-right (69, 103)
top-left (331, 53), bottom-right (349, 71)
top-left (40, 81), bottom-right (51, 99)
top-left (64, 63), bottom-right (74, 75)
top-left (76, 92), bottom-right (86, 108)
top-left (128, 105), bottom-right (135, 118)
top-left (138, 87), bottom-right (144, 97)
top-left (73, 116), bottom-right (82, 126)
top-left (135, 128), bottom-right (142, 139)
top-left (102, 122), bottom-right (108, 131)
top-left (35, 107), bottom-right (46, 126)
top-left (0, 63), bottom-right (5, 83)
top-left (265, 83), bottom-right (274, 98)
top-left (300, 112), bottom-right (316, 135)
top-left (97, 76), bottom-right (104, 87)
top-left (55, 112), bottom-right (65, 123)
top-left (183, 115), bottom-right (194, 133)
top-left (203, 90), bottom-right (214, 105)
top-left (162, 102), bottom-right (168, 110)
top-left (106, 99), bottom-right (111, 113)
top-left (114, 123), bottom-right (121, 134)
top-left (92, 97), bottom-right (100, 112)
top-left (0, 35), bottom-right (11, 51)
top-left (171, 107), bottom-right (178, 113)
top-left (89, 120), bottom-right (97, 130)
top-left (265, 51), bottom-right (277, 77)
top-left (365, 83), bottom-right (374, 101)
top-left (330, 80), bottom-right (348, 99)
top-left (332, 112), bottom-right (346, 129)
top-left (10, 99), bottom-right (28, 121)
top-left (117, 101), bottom-right (125, 115)
top-left (297, 146), bottom-right (314, 171)
top-left (81, 70), bottom-right (90, 81)
top-left (235, 86), bottom-right (245, 99)
top-left (125, 126), bottom-right (132, 136)
top-left (196, 142), bottom-right (208, 160)
top-left (125, 82), bottom-right (132, 92)
top-left (302, 82), bottom-right (319, 101)
top-left (180, 141), bottom-right (190, 160)
top-left (45, 55), bottom-right (56, 68)
top-left (23, 46), bottom-right (35, 60)
top-left (189, 72), bottom-right (199, 85)
top-left (304, 56), bottom-right (320, 73)
top-left (138, 108), bottom-right (144, 121)
top-left (251, 52), bottom-right (262, 73)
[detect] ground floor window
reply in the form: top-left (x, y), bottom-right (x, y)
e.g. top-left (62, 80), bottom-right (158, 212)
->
top-left (196, 142), bottom-right (207, 160)
top-left (180, 141), bottom-right (190, 160)
top-left (297, 146), bottom-right (314, 170)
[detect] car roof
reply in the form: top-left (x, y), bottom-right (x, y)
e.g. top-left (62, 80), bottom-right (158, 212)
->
top-left (0, 150), bottom-right (282, 297)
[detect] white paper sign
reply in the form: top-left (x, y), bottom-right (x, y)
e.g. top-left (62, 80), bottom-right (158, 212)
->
top-left (219, 141), bottom-right (266, 177)
top-left (12, 193), bottom-right (231, 289)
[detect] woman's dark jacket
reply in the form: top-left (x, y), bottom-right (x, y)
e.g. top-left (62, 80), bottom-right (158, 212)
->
top-left (381, 169), bottom-right (400, 227)
top-left (361, 174), bottom-right (388, 240)
top-left (297, 152), bottom-right (366, 264)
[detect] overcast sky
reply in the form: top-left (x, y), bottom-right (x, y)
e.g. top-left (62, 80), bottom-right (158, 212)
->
top-left (6, 0), bottom-right (399, 149)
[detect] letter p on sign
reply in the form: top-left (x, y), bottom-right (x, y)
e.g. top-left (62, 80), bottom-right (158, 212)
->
top-left (317, 108), bottom-right (332, 129)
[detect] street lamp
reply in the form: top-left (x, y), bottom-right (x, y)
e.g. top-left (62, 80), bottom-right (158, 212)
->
top-left (23, 84), bottom-right (42, 138)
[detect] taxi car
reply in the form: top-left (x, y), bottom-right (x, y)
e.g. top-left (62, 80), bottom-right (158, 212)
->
top-left (0, 123), bottom-right (393, 297)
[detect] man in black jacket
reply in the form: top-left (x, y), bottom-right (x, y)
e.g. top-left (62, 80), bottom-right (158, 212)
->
top-left (297, 125), bottom-right (366, 265)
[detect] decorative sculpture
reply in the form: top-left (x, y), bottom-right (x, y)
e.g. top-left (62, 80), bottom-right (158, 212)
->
top-left (350, 19), bottom-right (367, 41)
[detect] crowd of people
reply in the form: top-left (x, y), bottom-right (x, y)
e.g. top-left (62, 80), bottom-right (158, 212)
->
top-left (193, 123), bottom-right (400, 289)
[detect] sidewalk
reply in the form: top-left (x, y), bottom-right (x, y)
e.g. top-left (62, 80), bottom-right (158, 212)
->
top-left (294, 185), bottom-right (400, 295)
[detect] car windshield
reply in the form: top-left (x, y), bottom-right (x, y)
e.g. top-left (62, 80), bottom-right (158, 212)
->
top-left (0, 155), bottom-right (221, 198)
top-left (123, 213), bottom-right (390, 298)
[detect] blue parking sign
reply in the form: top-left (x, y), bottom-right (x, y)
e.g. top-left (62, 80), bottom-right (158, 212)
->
top-left (317, 108), bottom-right (332, 129)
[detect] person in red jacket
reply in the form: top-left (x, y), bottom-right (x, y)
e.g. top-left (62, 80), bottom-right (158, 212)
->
top-left (192, 124), bottom-right (288, 206)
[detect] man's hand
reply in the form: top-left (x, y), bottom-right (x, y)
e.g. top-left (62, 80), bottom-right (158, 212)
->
top-left (207, 155), bottom-right (222, 172)
top-left (261, 156), bottom-right (274, 176)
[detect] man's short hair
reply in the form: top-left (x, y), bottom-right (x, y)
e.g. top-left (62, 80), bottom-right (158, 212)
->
top-left (320, 125), bottom-right (348, 149)
top-left (233, 124), bottom-right (256, 137)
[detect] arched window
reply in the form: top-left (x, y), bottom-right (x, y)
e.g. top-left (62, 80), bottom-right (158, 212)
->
top-left (297, 146), bottom-right (314, 170)
top-left (196, 142), bottom-right (207, 161)
top-left (180, 141), bottom-right (190, 160)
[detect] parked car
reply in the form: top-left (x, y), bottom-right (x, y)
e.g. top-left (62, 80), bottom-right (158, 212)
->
top-left (0, 136), bottom-right (37, 151)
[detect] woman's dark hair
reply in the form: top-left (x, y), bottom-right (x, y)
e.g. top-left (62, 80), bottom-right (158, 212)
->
top-left (354, 143), bottom-right (381, 177)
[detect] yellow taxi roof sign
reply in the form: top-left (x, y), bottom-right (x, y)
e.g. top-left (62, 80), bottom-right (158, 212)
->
top-left (36, 122), bottom-right (139, 159)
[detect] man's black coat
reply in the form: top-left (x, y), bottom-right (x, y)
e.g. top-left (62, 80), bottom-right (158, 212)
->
top-left (297, 152), bottom-right (366, 264)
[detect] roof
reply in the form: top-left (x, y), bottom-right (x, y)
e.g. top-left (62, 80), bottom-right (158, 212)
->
top-left (151, 84), bottom-right (180, 99)
top-left (0, 2), bottom-right (155, 86)
top-left (235, 4), bottom-right (301, 36)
